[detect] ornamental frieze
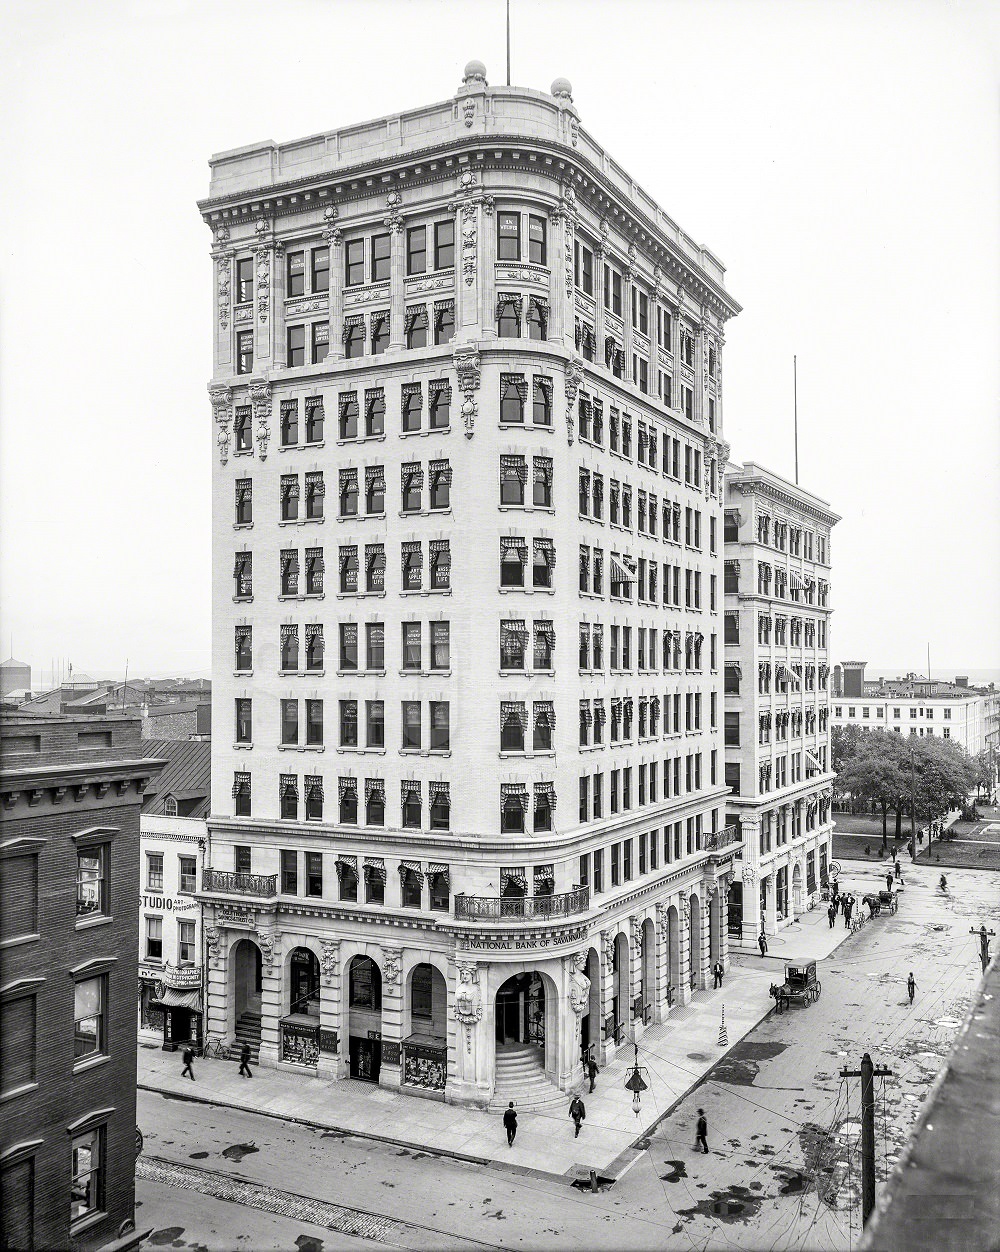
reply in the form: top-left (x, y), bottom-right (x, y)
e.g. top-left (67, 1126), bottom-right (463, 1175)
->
top-left (455, 921), bottom-right (590, 953)
top-left (284, 296), bottom-right (329, 317)
top-left (494, 262), bottom-right (550, 287)
top-left (344, 282), bottom-right (390, 308)
top-left (403, 274), bottom-right (455, 295)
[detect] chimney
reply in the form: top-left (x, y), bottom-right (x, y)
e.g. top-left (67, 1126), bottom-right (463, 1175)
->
top-left (955, 675), bottom-right (969, 688)
top-left (842, 661), bottom-right (867, 699)
top-left (833, 664), bottom-right (843, 697)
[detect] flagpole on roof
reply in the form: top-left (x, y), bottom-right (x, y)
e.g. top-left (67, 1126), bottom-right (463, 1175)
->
top-left (793, 355), bottom-right (799, 486)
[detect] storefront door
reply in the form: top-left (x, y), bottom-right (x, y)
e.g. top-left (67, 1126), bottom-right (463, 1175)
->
top-left (350, 1035), bottom-right (382, 1082)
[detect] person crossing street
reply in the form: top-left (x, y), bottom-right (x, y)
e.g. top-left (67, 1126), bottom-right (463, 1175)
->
top-left (569, 1094), bottom-right (586, 1138)
top-left (695, 1108), bottom-right (709, 1154)
top-left (907, 972), bottom-right (916, 1005)
top-left (502, 1102), bottom-right (518, 1147)
top-left (587, 1056), bottom-right (599, 1093)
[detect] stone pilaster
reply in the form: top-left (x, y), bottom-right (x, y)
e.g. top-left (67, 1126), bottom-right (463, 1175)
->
top-left (386, 192), bottom-right (405, 350)
top-left (599, 929), bottom-right (617, 1061)
top-left (323, 208), bottom-right (345, 362)
top-left (212, 229), bottom-right (234, 374)
top-left (256, 927), bottom-right (282, 1068)
top-left (677, 896), bottom-right (692, 1005)
top-left (450, 171), bottom-right (494, 342)
top-left (594, 226), bottom-right (608, 366)
top-left (378, 945), bottom-right (403, 1090)
top-left (448, 959), bottom-right (490, 1108)
top-left (653, 903), bottom-right (670, 1023)
top-left (318, 939), bottom-right (341, 1079)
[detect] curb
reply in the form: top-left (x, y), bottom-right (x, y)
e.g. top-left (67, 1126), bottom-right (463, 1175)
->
top-left (138, 1080), bottom-right (578, 1186)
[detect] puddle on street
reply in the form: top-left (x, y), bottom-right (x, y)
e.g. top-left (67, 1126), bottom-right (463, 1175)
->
top-left (221, 1142), bottom-right (259, 1162)
top-left (675, 1185), bottom-right (767, 1224)
top-left (660, 1160), bottom-right (688, 1182)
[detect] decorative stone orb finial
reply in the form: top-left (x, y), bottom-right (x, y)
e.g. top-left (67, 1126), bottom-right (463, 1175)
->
top-left (551, 77), bottom-right (573, 102)
top-left (463, 59), bottom-right (487, 86)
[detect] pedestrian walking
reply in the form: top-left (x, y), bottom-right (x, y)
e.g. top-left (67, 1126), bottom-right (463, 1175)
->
top-left (569, 1095), bottom-right (586, 1138)
top-left (844, 897), bottom-right (854, 928)
top-left (181, 1047), bottom-right (195, 1081)
top-left (758, 931), bottom-right (768, 957)
top-left (894, 859), bottom-right (902, 882)
top-left (695, 1108), bottom-right (709, 1154)
top-left (239, 1042), bottom-right (253, 1078)
top-left (885, 871), bottom-right (893, 893)
top-left (907, 973), bottom-right (916, 1005)
top-left (503, 1101), bottom-right (518, 1147)
top-left (712, 962), bottom-right (724, 988)
top-left (587, 1056), bottom-right (599, 1093)
top-left (828, 903), bottom-right (836, 929)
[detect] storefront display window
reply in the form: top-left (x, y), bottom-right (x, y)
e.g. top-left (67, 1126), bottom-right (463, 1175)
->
top-left (402, 1040), bottom-right (446, 1090)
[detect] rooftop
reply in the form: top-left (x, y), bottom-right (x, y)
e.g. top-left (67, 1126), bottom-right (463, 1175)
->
top-left (141, 737), bottom-right (211, 818)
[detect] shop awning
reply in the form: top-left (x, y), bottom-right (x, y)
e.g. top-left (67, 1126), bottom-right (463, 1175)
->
top-left (151, 987), bottom-right (202, 1014)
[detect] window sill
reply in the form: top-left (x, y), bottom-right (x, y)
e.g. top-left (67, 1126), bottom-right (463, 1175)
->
top-left (578, 590), bottom-right (605, 601)
top-left (280, 441), bottom-right (326, 452)
top-left (337, 590), bottom-right (386, 599)
top-left (498, 586), bottom-right (555, 595)
top-left (399, 588), bottom-right (452, 596)
top-left (399, 508), bottom-right (453, 520)
top-left (278, 744), bottom-right (326, 752)
top-left (399, 748), bottom-right (452, 758)
top-left (75, 914), bottom-right (113, 932)
top-left (499, 750), bottom-right (555, 759)
top-left (499, 668), bottom-right (554, 678)
top-left (73, 1054), bottom-right (110, 1078)
top-left (233, 522), bottom-right (254, 531)
top-left (339, 512), bottom-right (386, 523)
top-left (0, 1080), bottom-right (39, 1106)
top-left (399, 427), bottom-right (452, 439)
top-left (579, 513), bottom-right (604, 525)
top-left (337, 747), bottom-right (385, 755)
top-left (499, 504), bottom-right (554, 514)
top-left (279, 518), bottom-right (325, 527)
top-left (70, 1212), bottom-right (108, 1241)
top-left (234, 669), bottom-right (253, 677)
top-left (233, 596), bottom-right (254, 604)
top-left (579, 743), bottom-right (606, 753)
top-left (399, 669), bottom-right (452, 678)
top-left (233, 741), bottom-right (253, 750)
top-left (279, 593), bottom-right (325, 602)
top-left (337, 434), bottom-right (387, 446)
top-left (232, 448), bottom-right (254, 457)
top-left (0, 932), bottom-right (40, 950)
top-left (339, 669), bottom-right (385, 678)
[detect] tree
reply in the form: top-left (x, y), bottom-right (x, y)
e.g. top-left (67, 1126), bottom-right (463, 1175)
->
top-left (836, 730), bottom-right (909, 846)
top-left (908, 736), bottom-right (976, 828)
top-left (971, 749), bottom-right (997, 799)
top-left (832, 723), bottom-right (866, 775)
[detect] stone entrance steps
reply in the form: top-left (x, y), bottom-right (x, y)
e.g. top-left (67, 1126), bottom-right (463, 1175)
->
top-left (234, 1011), bottom-right (262, 1062)
top-left (489, 1044), bottom-right (566, 1111)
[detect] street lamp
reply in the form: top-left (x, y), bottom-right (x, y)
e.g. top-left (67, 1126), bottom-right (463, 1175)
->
top-left (623, 1043), bottom-right (649, 1116)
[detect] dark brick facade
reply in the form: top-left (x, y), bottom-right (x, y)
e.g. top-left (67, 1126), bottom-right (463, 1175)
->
top-left (0, 714), bottom-right (164, 1252)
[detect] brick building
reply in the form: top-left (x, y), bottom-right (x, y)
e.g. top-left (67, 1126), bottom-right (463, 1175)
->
top-left (0, 714), bottom-right (164, 1251)
top-left (199, 63), bottom-right (741, 1107)
top-left (723, 462), bottom-right (839, 942)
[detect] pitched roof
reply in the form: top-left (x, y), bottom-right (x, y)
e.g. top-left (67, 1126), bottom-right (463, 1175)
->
top-left (141, 738), bottom-right (211, 817)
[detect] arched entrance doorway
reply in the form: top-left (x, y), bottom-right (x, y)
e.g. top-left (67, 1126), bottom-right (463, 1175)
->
top-left (728, 880), bottom-right (744, 939)
top-left (404, 963), bottom-right (447, 1092)
top-left (580, 948), bottom-right (601, 1061)
top-left (612, 932), bottom-right (629, 1045)
top-left (232, 937), bottom-right (262, 1022)
top-left (288, 947), bottom-right (320, 1017)
top-left (348, 955), bottom-right (382, 1082)
top-left (640, 919), bottom-right (655, 1024)
top-left (495, 972), bottom-right (544, 1046)
top-left (688, 894), bottom-right (701, 990)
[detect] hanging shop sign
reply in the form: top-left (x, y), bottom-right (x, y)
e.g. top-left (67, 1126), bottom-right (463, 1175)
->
top-left (381, 1041), bottom-right (401, 1065)
top-left (318, 1029), bottom-right (339, 1054)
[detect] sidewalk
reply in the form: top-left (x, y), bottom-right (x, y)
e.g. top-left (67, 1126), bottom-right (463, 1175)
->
top-left (139, 960), bottom-right (779, 1184)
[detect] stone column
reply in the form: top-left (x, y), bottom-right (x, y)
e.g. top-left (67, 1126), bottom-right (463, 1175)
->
top-left (594, 228), bottom-right (608, 366)
top-left (211, 229), bottom-right (234, 374)
top-left (450, 171), bottom-right (493, 343)
top-left (549, 206), bottom-right (568, 348)
top-left (324, 208), bottom-right (345, 363)
top-left (318, 939), bottom-right (341, 1080)
top-left (252, 219), bottom-right (277, 372)
top-left (385, 192), bottom-right (406, 351)
top-left (649, 267), bottom-right (662, 393)
top-left (272, 241), bottom-right (287, 369)
top-left (563, 952), bottom-right (589, 1089)
top-left (671, 299), bottom-right (685, 411)
top-left (628, 916), bottom-right (644, 1038)
top-left (764, 871), bottom-right (779, 937)
top-left (622, 244), bottom-right (636, 383)
top-left (256, 926), bottom-right (282, 1068)
top-left (699, 895), bottom-right (711, 990)
top-left (378, 946), bottom-right (403, 1090)
top-left (203, 923), bottom-right (227, 1038)
top-left (693, 318), bottom-right (710, 427)
top-left (599, 929), bottom-right (616, 1061)
top-left (449, 960), bottom-right (490, 1108)
top-left (654, 903), bottom-right (671, 1023)
top-left (677, 897), bottom-right (692, 1006)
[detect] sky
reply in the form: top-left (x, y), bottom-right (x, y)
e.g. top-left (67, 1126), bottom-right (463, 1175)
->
top-left (1, 0), bottom-right (998, 683)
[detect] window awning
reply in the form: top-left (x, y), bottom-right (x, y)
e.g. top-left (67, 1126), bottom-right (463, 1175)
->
top-left (610, 556), bottom-right (634, 583)
top-left (805, 750), bottom-right (824, 773)
top-left (150, 987), bottom-right (202, 1015)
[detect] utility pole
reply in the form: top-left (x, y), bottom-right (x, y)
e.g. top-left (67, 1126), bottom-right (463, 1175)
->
top-left (840, 1052), bottom-right (894, 1225)
top-left (970, 925), bottom-right (996, 974)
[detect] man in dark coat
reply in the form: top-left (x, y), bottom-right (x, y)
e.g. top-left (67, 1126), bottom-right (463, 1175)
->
top-left (758, 931), bottom-right (768, 957)
top-left (587, 1056), bottom-right (599, 1093)
top-left (181, 1047), bottom-right (195, 1081)
top-left (907, 972), bottom-right (916, 1005)
top-left (503, 1102), bottom-right (518, 1146)
top-left (239, 1041), bottom-right (253, 1078)
top-left (695, 1108), bottom-right (709, 1154)
top-left (569, 1095), bottom-right (586, 1138)
top-left (828, 903), bottom-right (837, 928)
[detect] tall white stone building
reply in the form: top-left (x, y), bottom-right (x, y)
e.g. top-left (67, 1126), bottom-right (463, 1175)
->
top-left (723, 462), bottom-right (839, 944)
top-left (199, 63), bottom-right (741, 1107)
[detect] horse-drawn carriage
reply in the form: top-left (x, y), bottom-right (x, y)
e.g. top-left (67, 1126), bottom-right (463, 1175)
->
top-left (877, 889), bottom-right (898, 915)
top-left (770, 961), bottom-right (821, 1014)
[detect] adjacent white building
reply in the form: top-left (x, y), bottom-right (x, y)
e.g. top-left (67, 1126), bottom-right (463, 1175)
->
top-left (723, 462), bottom-right (839, 944)
top-left (199, 63), bottom-right (742, 1107)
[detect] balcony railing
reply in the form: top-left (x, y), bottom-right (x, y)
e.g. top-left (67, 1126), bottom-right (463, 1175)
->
top-left (704, 824), bottom-right (740, 852)
top-left (454, 886), bottom-right (590, 922)
top-left (202, 868), bottom-right (277, 898)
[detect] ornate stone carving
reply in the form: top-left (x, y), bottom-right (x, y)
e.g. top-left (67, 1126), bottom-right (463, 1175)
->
top-left (321, 205), bottom-right (342, 247)
top-left (216, 251), bottom-right (233, 331)
top-left (209, 384), bottom-right (232, 466)
top-left (462, 96), bottom-right (476, 127)
top-left (567, 951), bottom-right (591, 1017)
top-left (205, 925), bottom-right (221, 964)
top-left (652, 263), bottom-right (664, 301)
top-left (630, 916), bottom-right (642, 960)
top-left (384, 190), bottom-right (403, 235)
top-left (453, 347), bottom-right (481, 439)
top-left (249, 381), bottom-right (272, 461)
top-left (655, 901), bottom-right (668, 937)
top-left (680, 897), bottom-right (690, 926)
top-left (601, 929), bottom-right (615, 969)
top-left (564, 357), bottom-right (583, 445)
top-left (449, 172), bottom-right (494, 288)
top-left (742, 865), bottom-right (757, 886)
top-left (455, 963), bottom-right (483, 1053)
top-left (625, 240), bottom-right (637, 282)
top-left (569, 116), bottom-right (580, 147)
top-left (254, 244), bottom-right (271, 323)
top-left (213, 224), bottom-right (230, 246)
top-left (234, 306), bottom-right (253, 324)
top-left (381, 947), bottom-right (402, 985)
top-left (320, 940), bottom-right (340, 986)
top-left (256, 929), bottom-right (275, 970)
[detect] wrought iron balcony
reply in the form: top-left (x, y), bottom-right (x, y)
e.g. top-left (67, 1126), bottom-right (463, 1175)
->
top-left (704, 824), bottom-right (740, 852)
top-left (201, 868), bottom-right (277, 898)
top-left (454, 886), bottom-right (590, 922)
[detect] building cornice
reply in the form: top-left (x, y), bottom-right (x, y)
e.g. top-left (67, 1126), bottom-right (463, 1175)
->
top-left (727, 477), bottom-right (840, 528)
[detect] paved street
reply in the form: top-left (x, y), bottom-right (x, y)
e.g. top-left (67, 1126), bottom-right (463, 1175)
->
top-left (136, 858), bottom-right (997, 1251)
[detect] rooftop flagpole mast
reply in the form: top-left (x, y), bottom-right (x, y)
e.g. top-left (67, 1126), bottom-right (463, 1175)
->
top-left (506, 0), bottom-right (511, 86)
top-left (793, 355), bottom-right (799, 485)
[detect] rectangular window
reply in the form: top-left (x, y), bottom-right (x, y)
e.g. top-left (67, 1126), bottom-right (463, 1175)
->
top-left (287, 324), bottom-right (305, 367)
top-left (406, 225), bottom-right (426, 275)
top-left (312, 321), bottom-right (329, 364)
top-left (306, 852), bottom-right (323, 898)
top-left (73, 975), bottom-right (106, 1060)
top-left (178, 918), bottom-right (196, 965)
top-left (306, 698), bottom-right (324, 746)
top-left (402, 622), bottom-right (421, 670)
top-left (366, 700), bottom-right (385, 748)
top-left (281, 699), bottom-right (299, 746)
top-left (70, 1127), bottom-right (105, 1227)
top-left (311, 246), bottom-right (329, 292)
top-left (346, 238), bottom-right (365, 286)
top-left (146, 852), bottom-right (164, 891)
top-left (178, 855), bottom-right (197, 894)
top-left (402, 701), bottom-right (421, 750)
top-left (430, 621), bottom-right (450, 669)
top-left (145, 915), bottom-right (163, 960)
top-left (429, 701), bottom-right (450, 751)
top-left (236, 330), bottom-right (253, 375)
top-left (497, 211), bottom-right (521, 260)
top-left (236, 256), bottom-right (253, 303)
top-left (76, 847), bottom-right (107, 917)
top-left (528, 214), bottom-right (547, 264)
top-left (287, 250), bottom-right (305, 296)
top-left (340, 700), bottom-right (359, 747)
top-left (434, 219), bottom-right (455, 269)
top-left (371, 233), bottom-right (391, 282)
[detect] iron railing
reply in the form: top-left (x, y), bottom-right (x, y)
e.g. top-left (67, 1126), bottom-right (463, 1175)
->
top-left (454, 885), bottom-right (590, 921)
top-left (202, 868), bottom-right (277, 898)
top-left (704, 824), bottom-right (740, 852)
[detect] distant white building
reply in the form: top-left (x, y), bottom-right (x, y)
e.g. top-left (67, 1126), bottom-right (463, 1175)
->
top-left (0, 657), bottom-right (31, 700)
